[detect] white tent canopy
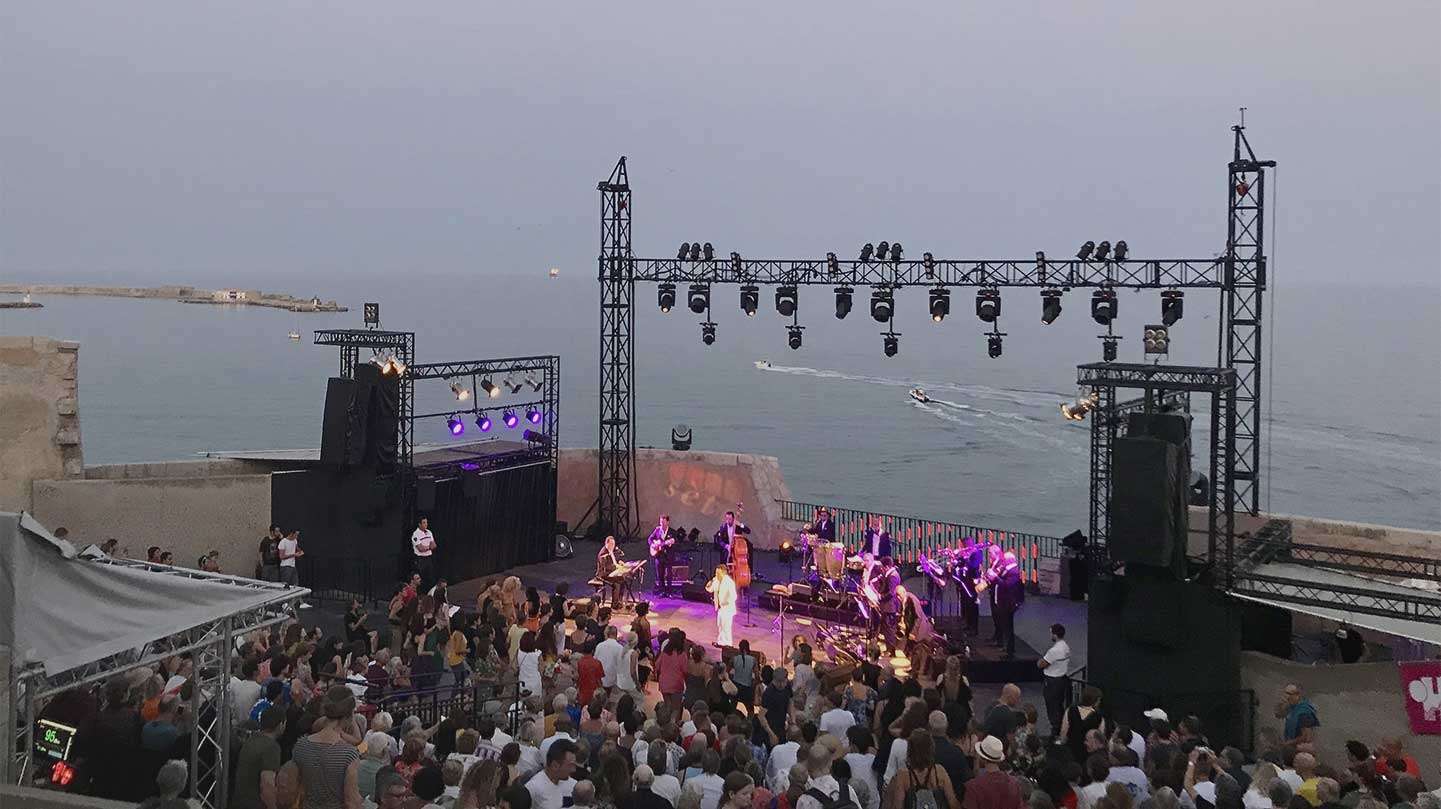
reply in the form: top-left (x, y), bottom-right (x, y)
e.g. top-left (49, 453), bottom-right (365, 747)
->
top-left (1231, 561), bottom-right (1441, 645)
top-left (0, 511), bottom-right (294, 678)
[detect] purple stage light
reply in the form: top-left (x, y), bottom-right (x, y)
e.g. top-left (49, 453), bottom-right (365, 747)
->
top-left (446, 415), bottom-right (464, 436)
top-left (502, 410), bottom-right (519, 428)
top-left (476, 413), bottom-right (492, 432)
top-left (526, 408), bottom-right (542, 425)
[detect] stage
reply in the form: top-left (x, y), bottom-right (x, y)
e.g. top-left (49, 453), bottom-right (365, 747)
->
top-left (447, 537), bottom-right (1076, 684)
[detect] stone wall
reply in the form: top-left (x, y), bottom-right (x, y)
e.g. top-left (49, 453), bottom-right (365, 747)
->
top-left (557, 448), bottom-right (793, 548)
top-left (0, 337), bottom-right (82, 511)
top-left (1240, 650), bottom-right (1439, 766)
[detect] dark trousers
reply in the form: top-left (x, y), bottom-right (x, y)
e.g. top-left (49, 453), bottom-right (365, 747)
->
top-left (415, 556), bottom-right (434, 591)
top-left (1043, 675), bottom-right (1071, 738)
top-left (653, 554), bottom-right (671, 593)
top-left (879, 609), bottom-right (900, 652)
top-left (990, 590), bottom-right (1002, 642)
top-left (961, 594), bottom-right (980, 635)
top-left (995, 603), bottom-right (1017, 656)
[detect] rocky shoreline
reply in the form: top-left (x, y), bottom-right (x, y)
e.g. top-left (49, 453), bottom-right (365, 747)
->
top-left (0, 284), bottom-right (346, 312)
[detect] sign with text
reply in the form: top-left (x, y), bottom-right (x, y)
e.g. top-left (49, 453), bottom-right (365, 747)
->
top-left (1399, 660), bottom-right (1441, 734)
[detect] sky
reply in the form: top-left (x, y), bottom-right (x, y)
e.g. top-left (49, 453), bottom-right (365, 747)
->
top-left (2, 2), bottom-right (1439, 289)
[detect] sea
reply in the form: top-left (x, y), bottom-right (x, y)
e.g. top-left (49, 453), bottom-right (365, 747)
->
top-left (3, 276), bottom-right (1438, 537)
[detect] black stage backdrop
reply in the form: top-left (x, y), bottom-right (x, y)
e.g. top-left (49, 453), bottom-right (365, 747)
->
top-left (271, 468), bottom-right (404, 586)
top-left (418, 462), bottom-right (555, 583)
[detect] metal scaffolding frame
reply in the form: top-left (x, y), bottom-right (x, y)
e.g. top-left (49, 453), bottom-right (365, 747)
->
top-left (8, 558), bottom-right (303, 809)
top-left (406, 355), bottom-right (561, 473)
top-left (598, 158), bottom-right (637, 538)
top-left (313, 328), bottom-right (417, 471)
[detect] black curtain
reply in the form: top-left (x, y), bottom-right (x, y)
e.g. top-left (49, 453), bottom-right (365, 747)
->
top-left (425, 462), bottom-right (555, 583)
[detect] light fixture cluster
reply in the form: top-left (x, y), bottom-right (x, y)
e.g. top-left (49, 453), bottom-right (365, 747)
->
top-left (371, 353), bottom-right (407, 375)
top-left (443, 406), bottom-right (543, 437)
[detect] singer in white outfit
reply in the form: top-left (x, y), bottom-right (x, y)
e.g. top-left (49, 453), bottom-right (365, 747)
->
top-left (706, 564), bottom-right (738, 647)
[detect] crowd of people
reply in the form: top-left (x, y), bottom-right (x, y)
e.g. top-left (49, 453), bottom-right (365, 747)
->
top-left (38, 565), bottom-right (1437, 809)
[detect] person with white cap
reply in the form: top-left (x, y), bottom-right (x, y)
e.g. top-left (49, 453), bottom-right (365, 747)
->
top-left (960, 736), bottom-right (1023, 809)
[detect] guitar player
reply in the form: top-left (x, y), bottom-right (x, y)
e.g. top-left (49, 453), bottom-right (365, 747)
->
top-left (647, 514), bottom-right (677, 595)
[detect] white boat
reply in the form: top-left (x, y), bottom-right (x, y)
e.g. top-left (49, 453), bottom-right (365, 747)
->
top-left (754, 359), bottom-right (771, 369)
top-left (287, 330), bottom-right (301, 341)
top-left (549, 268), bottom-right (560, 278)
top-left (909, 387), bottom-right (930, 403)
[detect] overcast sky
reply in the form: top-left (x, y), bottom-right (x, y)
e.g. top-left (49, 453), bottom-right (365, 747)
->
top-left (3, 1), bottom-right (1438, 287)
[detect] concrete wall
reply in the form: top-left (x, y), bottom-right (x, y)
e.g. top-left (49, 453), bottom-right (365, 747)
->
top-left (557, 448), bottom-right (794, 548)
top-left (1187, 508), bottom-right (1441, 561)
top-left (0, 337), bottom-right (82, 512)
top-left (1240, 650), bottom-right (1439, 767)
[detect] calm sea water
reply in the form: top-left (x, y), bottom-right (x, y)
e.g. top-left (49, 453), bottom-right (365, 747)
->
top-left (3, 276), bottom-right (1437, 536)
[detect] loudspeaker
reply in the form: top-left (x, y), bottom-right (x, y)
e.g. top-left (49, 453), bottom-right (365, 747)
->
top-left (1060, 530), bottom-right (1086, 550)
top-left (320, 378), bottom-right (358, 466)
top-left (681, 582), bottom-right (711, 604)
top-left (668, 565), bottom-right (690, 586)
top-left (1123, 568), bottom-right (1183, 648)
top-left (1127, 412), bottom-right (1191, 448)
top-left (1110, 436), bottom-right (1183, 571)
top-left (415, 478), bottom-right (437, 512)
top-left (364, 366), bottom-right (400, 472)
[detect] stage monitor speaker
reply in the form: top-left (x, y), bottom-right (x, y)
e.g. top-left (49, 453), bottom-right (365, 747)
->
top-left (415, 478), bottom-right (437, 512)
top-left (1110, 436), bottom-right (1183, 572)
top-left (668, 565), bottom-right (690, 586)
top-left (681, 582), bottom-right (711, 604)
top-left (320, 377), bottom-right (358, 466)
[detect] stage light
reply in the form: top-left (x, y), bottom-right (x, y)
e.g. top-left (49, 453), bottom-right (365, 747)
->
top-left (363, 302), bottom-right (380, 327)
top-left (450, 383), bottom-right (471, 402)
top-left (1061, 391), bottom-right (1100, 422)
top-left (859, 243), bottom-right (874, 262)
top-left (1094, 240), bottom-right (1112, 262)
top-left (787, 325), bottom-right (803, 350)
top-left (988, 333), bottom-right (1004, 358)
top-left (480, 378), bottom-right (500, 399)
top-left (923, 252), bottom-right (935, 276)
top-left (1144, 324), bottom-right (1170, 354)
top-left (371, 353), bottom-right (406, 376)
top-left (889, 242), bottom-right (903, 262)
top-left (826, 252), bottom-right (840, 273)
top-left (1161, 289), bottom-right (1184, 326)
top-left (1102, 336), bottom-right (1118, 362)
top-left (834, 286), bottom-right (853, 319)
top-left (929, 287), bottom-right (950, 322)
top-left (870, 288), bottom-right (893, 323)
top-left (975, 289), bottom-right (1001, 323)
top-left (1114, 240), bottom-right (1129, 261)
top-left (731, 251), bottom-right (743, 273)
top-left (677, 242), bottom-right (691, 261)
top-left (522, 429), bottom-right (550, 446)
top-left (687, 283), bottom-right (710, 314)
top-left (1077, 240), bottom-right (1095, 261)
top-left (526, 408), bottom-right (543, 425)
top-left (1090, 288), bottom-right (1118, 325)
top-left (671, 424), bottom-right (692, 451)
top-left (502, 409), bottom-right (520, 428)
top-left (1041, 289), bottom-right (1063, 324)
top-left (657, 282), bottom-right (676, 312)
top-left (476, 412), bottom-right (493, 432)
top-left (739, 286), bottom-right (759, 317)
top-left (779, 540), bottom-right (795, 562)
top-left (446, 415), bottom-right (465, 436)
top-left (1036, 251), bottom-right (1047, 283)
top-left (775, 285), bottom-right (798, 317)
top-left (702, 242), bottom-right (714, 261)
top-left (688, 242), bottom-right (702, 261)
top-left (505, 378), bottom-right (524, 394)
top-left (876, 241), bottom-right (890, 263)
top-left (526, 375), bottom-right (543, 392)
top-left (883, 333), bottom-right (899, 357)
top-left (701, 322), bottom-right (716, 345)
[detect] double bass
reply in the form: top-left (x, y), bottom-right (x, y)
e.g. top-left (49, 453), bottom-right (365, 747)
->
top-left (728, 501), bottom-right (753, 588)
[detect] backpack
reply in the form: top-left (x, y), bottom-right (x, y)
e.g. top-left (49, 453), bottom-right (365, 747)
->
top-left (903, 766), bottom-right (940, 809)
top-left (804, 777), bottom-right (861, 809)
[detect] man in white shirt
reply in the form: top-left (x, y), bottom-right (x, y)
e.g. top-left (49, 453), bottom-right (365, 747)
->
top-left (766, 727), bottom-right (803, 792)
top-left (595, 626), bottom-right (626, 693)
top-left (411, 517), bottom-right (437, 590)
top-left (229, 659), bottom-right (265, 726)
top-left (1038, 622), bottom-right (1072, 738)
top-left (647, 742), bottom-right (682, 804)
top-left (842, 726), bottom-right (881, 809)
top-left (277, 530), bottom-right (303, 584)
top-left (688, 750), bottom-right (726, 809)
top-left (526, 739), bottom-right (578, 809)
top-left (540, 715), bottom-right (578, 759)
top-left (797, 746), bottom-right (860, 809)
top-left (818, 692), bottom-right (857, 741)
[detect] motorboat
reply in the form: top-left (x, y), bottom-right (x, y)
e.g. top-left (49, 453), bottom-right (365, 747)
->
top-left (754, 359), bottom-right (771, 369)
top-left (909, 387), bottom-right (930, 403)
top-left (288, 330), bottom-right (301, 341)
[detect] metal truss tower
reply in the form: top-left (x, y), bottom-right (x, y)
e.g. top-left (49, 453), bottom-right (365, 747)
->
top-left (598, 158), bottom-right (637, 539)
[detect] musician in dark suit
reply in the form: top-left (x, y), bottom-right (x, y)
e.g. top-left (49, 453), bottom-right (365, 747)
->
top-left (812, 507), bottom-right (836, 542)
top-left (597, 535), bottom-right (625, 609)
top-left (873, 556), bottom-right (902, 653)
top-left (713, 511), bottom-right (749, 556)
top-left (860, 515), bottom-right (892, 559)
top-left (957, 537), bottom-right (987, 635)
top-left (647, 515), bottom-right (675, 595)
top-left (993, 551), bottom-right (1026, 658)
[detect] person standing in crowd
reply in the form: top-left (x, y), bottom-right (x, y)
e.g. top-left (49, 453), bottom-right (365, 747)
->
top-left (527, 739), bottom-right (579, 809)
top-left (730, 640), bottom-right (759, 716)
top-left (412, 517), bottom-right (438, 590)
top-left (962, 736), bottom-right (1022, 809)
top-left (231, 705), bottom-right (286, 809)
top-left (1038, 623), bottom-right (1071, 737)
top-left (596, 625), bottom-right (626, 697)
top-left (1275, 684), bottom-right (1319, 753)
top-left (278, 686), bottom-right (363, 809)
top-left (277, 530), bottom-right (304, 592)
top-left (259, 527), bottom-right (282, 582)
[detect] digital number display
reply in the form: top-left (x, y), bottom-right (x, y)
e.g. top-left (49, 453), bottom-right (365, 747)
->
top-left (34, 719), bottom-right (77, 762)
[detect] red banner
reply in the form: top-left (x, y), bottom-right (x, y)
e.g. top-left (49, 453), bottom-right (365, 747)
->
top-left (1399, 661), bottom-right (1441, 734)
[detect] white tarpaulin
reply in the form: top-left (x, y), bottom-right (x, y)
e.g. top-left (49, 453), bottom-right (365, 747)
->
top-left (0, 511), bottom-right (293, 677)
top-left (1230, 561), bottom-right (1441, 644)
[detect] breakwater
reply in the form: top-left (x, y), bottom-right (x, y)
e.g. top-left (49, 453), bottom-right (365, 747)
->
top-left (0, 284), bottom-right (346, 313)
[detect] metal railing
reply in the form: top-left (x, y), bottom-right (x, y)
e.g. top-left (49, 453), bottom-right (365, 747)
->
top-left (777, 499), bottom-right (1065, 585)
top-left (298, 556), bottom-right (397, 607)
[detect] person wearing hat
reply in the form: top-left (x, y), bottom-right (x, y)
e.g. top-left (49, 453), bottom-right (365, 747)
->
top-left (961, 735), bottom-right (1023, 809)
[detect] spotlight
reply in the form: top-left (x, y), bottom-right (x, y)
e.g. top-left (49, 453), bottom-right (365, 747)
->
top-left (870, 288), bottom-right (894, 323)
top-left (688, 242), bottom-right (702, 261)
top-left (522, 429), bottom-right (551, 446)
top-left (929, 287), bottom-right (950, 322)
top-left (779, 540), bottom-right (795, 562)
top-left (701, 322), bottom-right (717, 345)
top-left (1102, 336), bottom-right (1118, 362)
top-left (834, 286), bottom-right (853, 319)
top-left (1113, 240), bottom-right (1129, 261)
top-left (975, 289), bottom-right (1001, 323)
top-left (480, 378), bottom-right (500, 398)
top-left (476, 412), bottom-right (493, 432)
top-left (987, 333), bottom-right (1004, 358)
top-left (446, 415), bottom-right (465, 436)
top-left (883, 333), bottom-right (899, 357)
top-left (739, 286), bottom-right (759, 316)
top-left (386, 355), bottom-right (406, 375)
top-left (731, 251), bottom-right (743, 273)
top-left (1036, 251), bottom-right (1047, 283)
top-left (1041, 289), bottom-right (1063, 324)
top-left (687, 283), bottom-right (710, 314)
top-left (1077, 240), bottom-right (1095, 261)
top-left (450, 382), bottom-right (471, 401)
top-left (923, 252), bottom-right (936, 276)
top-left (1144, 324), bottom-right (1170, 354)
top-left (1090, 288), bottom-right (1118, 325)
top-left (526, 375), bottom-right (544, 392)
top-left (1060, 391), bottom-right (1100, 422)
top-left (506, 378), bottom-right (524, 394)
top-left (859, 243), bottom-right (874, 262)
top-left (526, 408), bottom-right (542, 425)
top-left (826, 252), bottom-right (840, 274)
top-left (502, 409), bottom-right (519, 428)
top-left (1161, 289), bottom-right (1184, 326)
top-left (363, 302), bottom-right (380, 327)
top-left (657, 283), bottom-right (676, 312)
top-left (889, 242), bottom-right (903, 262)
top-left (1094, 240), bottom-right (1111, 262)
top-left (671, 424), bottom-right (692, 451)
top-left (775, 285), bottom-right (798, 317)
top-left (876, 241), bottom-right (890, 263)
top-left (677, 242), bottom-right (691, 261)
top-left (702, 242), bottom-right (714, 261)
top-left (787, 325), bottom-right (803, 350)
